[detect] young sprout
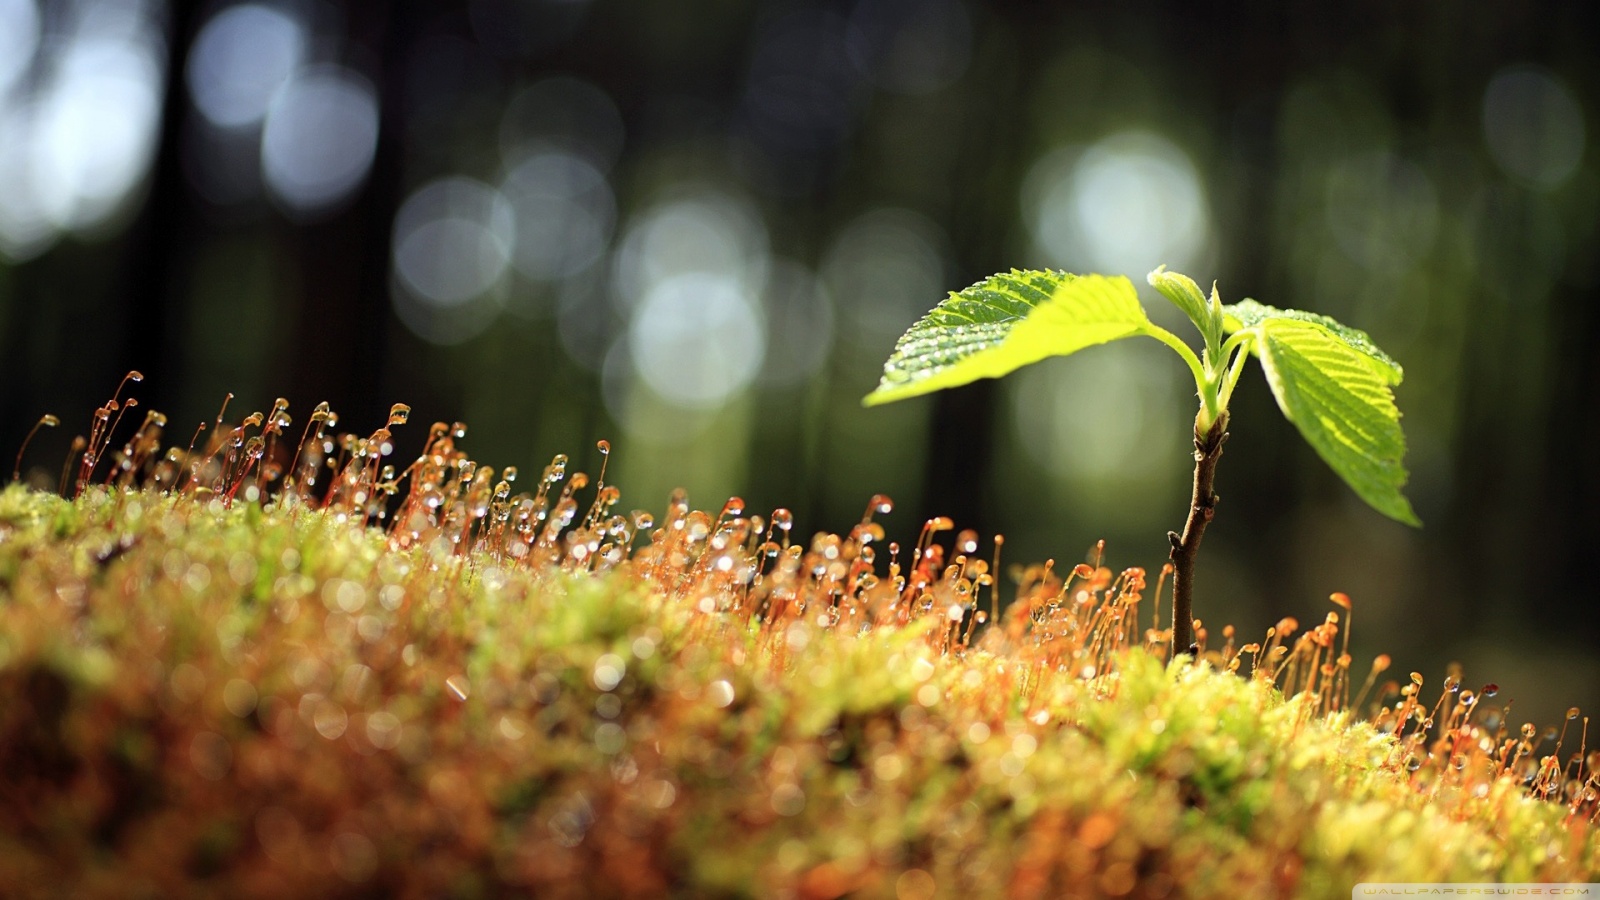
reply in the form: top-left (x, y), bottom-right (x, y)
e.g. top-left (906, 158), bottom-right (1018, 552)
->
top-left (864, 267), bottom-right (1418, 656)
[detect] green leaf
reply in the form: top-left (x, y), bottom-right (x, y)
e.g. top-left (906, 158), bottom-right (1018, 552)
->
top-left (1223, 299), bottom-right (1402, 385)
top-left (1253, 319), bottom-right (1420, 526)
top-left (863, 271), bottom-right (1152, 406)
top-left (1148, 266), bottom-right (1221, 352)
top-left (1148, 266), bottom-right (1209, 329)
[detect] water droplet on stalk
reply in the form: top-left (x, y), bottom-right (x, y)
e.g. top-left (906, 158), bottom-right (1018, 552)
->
top-left (956, 530), bottom-right (978, 554)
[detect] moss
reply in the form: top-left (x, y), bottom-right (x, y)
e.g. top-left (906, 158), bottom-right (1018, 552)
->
top-left (0, 482), bottom-right (1594, 898)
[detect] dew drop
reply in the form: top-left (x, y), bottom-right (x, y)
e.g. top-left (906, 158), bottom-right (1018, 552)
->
top-left (956, 529), bottom-right (978, 555)
top-left (771, 508), bottom-right (794, 532)
top-left (721, 497), bottom-right (745, 518)
top-left (388, 403), bottom-right (411, 426)
top-left (1483, 684), bottom-right (1499, 698)
top-left (596, 439), bottom-right (610, 456)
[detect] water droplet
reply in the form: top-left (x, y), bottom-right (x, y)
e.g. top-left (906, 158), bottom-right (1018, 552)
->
top-left (771, 508), bottom-right (793, 532)
top-left (1483, 684), bottom-right (1499, 698)
top-left (1569, 707), bottom-right (1582, 720)
top-left (388, 403), bottom-right (411, 426)
top-left (721, 497), bottom-right (745, 518)
top-left (956, 529), bottom-right (978, 555)
top-left (632, 510), bottom-right (655, 530)
top-left (502, 466), bottom-right (518, 483)
top-left (596, 439), bottom-right (610, 456)
top-left (870, 494), bottom-right (893, 515)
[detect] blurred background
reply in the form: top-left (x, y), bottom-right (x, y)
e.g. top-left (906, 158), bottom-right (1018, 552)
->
top-left (1, 0), bottom-right (1597, 722)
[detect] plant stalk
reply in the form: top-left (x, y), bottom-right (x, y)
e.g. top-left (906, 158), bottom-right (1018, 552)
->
top-left (1169, 412), bottom-right (1228, 657)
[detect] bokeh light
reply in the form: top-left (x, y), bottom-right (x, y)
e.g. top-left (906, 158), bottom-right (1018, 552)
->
top-left (1024, 131), bottom-right (1209, 277)
top-left (0, 0), bottom-right (41, 99)
top-left (0, 105), bottom-right (55, 260)
top-left (391, 177), bottom-right (515, 344)
top-left (261, 66), bottom-right (380, 217)
top-left (34, 32), bottom-right (165, 234)
top-left (628, 271), bottom-right (766, 409)
top-left (822, 208), bottom-right (948, 350)
top-left (0, 0), bottom-right (165, 259)
top-left (601, 188), bottom-right (772, 442)
top-left (1482, 65), bottom-right (1586, 190)
top-left (611, 190), bottom-right (770, 310)
top-left (186, 4), bottom-right (306, 131)
top-left (501, 147), bottom-right (615, 282)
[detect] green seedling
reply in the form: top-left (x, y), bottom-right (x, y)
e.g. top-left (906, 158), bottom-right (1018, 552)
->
top-left (864, 267), bottom-right (1418, 655)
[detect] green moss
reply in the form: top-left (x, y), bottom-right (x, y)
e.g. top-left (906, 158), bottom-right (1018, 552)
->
top-left (0, 483), bottom-right (1593, 898)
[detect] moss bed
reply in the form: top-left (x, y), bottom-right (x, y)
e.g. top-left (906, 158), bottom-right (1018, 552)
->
top-left (0, 476), bottom-right (1596, 899)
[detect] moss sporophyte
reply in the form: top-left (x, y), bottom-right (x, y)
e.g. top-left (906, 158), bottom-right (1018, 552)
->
top-left (3, 372), bottom-right (1594, 896)
top-left (865, 267), bottom-right (1418, 657)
